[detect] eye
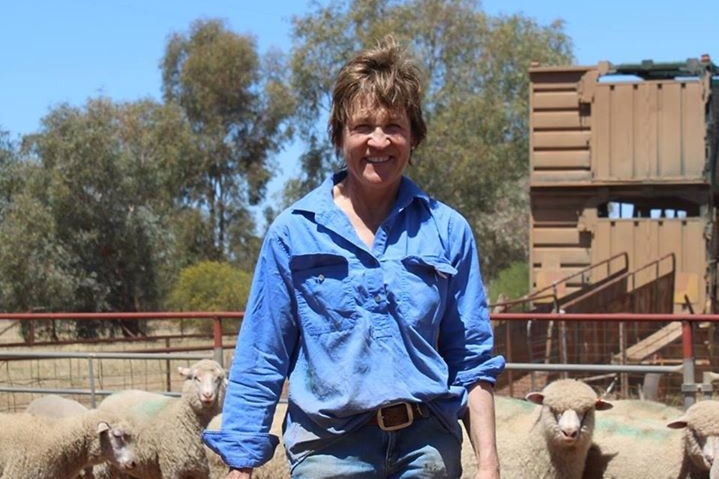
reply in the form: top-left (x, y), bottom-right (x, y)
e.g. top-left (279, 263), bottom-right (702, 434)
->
top-left (350, 123), bottom-right (372, 133)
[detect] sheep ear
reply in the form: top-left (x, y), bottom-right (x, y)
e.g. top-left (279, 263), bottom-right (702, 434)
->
top-left (595, 398), bottom-right (613, 411)
top-left (178, 366), bottom-right (191, 378)
top-left (97, 421), bottom-right (111, 434)
top-left (525, 392), bottom-right (545, 405)
top-left (667, 416), bottom-right (689, 429)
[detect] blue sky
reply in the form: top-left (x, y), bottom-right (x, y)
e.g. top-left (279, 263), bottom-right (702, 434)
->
top-left (1, 0), bottom-right (716, 203)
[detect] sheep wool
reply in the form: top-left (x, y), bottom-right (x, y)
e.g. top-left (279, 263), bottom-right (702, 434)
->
top-left (584, 399), bottom-right (684, 479)
top-left (667, 399), bottom-right (719, 479)
top-left (25, 394), bottom-right (90, 418)
top-left (585, 398), bottom-right (719, 479)
top-left (0, 409), bottom-right (137, 479)
top-left (94, 358), bottom-right (227, 479)
top-left (24, 394), bottom-right (98, 479)
top-left (496, 378), bottom-right (613, 479)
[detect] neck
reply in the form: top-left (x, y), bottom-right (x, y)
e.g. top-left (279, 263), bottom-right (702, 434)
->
top-left (334, 177), bottom-right (398, 231)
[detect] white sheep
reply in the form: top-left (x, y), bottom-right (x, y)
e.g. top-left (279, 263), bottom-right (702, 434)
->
top-left (587, 398), bottom-right (719, 478)
top-left (668, 400), bottom-right (719, 479)
top-left (26, 394), bottom-right (90, 417)
top-left (25, 394), bottom-right (96, 479)
top-left (494, 378), bottom-right (613, 479)
top-left (94, 358), bottom-right (227, 479)
top-left (0, 408), bottom-right (137, 479)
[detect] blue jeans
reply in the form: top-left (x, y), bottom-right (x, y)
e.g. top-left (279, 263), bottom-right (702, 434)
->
top-left (290, 415), bottom-right (462, 478)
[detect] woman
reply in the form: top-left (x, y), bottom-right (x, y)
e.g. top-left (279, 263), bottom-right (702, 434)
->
top-left (203, 35), bottom-right (505, 479)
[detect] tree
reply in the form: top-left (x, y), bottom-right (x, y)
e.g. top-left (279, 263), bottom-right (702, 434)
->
top-left (287, 0), bottom-right (573, 278)
top-left (161, 19), bottom-right (295, 264)
top-left (166, 260), bottom-right (251, 334)
top-left (11, 98), bottom-right (196, 337)
top-left (0, 130), bottom-right (21, 221)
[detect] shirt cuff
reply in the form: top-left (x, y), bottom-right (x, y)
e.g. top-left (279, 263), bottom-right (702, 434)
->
top-left (456, 354), bottom-right (506, 387)
top-left (202, 430), bottom-right (280, 469)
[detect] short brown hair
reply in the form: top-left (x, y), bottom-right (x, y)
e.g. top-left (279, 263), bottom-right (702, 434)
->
top-left (329, 35), bottom-right (427, 151)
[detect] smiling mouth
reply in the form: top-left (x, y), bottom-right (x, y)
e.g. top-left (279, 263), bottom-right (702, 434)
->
top-left (366, 156), bottom-right (391, 164)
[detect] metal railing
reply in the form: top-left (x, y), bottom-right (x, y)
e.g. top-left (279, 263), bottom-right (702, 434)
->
top-left (3, 311), bottom-right (719, 411)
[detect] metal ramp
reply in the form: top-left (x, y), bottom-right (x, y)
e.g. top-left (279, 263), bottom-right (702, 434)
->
top-left (493, 252), bottom-right (677, 396)
top-left (617, 321), bottom-right (683, 363)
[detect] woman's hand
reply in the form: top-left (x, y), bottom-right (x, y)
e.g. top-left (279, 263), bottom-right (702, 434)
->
top-left (226, 467), bottom-right (253, 479)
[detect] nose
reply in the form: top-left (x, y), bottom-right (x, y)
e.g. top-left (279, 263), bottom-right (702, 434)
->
top-left (368, 127), bottom-right (390, 147)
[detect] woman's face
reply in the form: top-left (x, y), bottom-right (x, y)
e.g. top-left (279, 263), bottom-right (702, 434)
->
top-left (341, 97), bottom-right (413, 192)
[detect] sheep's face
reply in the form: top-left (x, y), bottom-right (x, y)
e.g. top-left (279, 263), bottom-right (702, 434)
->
top-left (98, 420), bottom-right (137, 471)
top-left (179, 359), bottom-right (228, 414)
top-left (667, 400), bottom-right (719, 473)
top-left (536, 404), bottom-right (595, 448)
top-left (526, 379), bottom-right (613, 449)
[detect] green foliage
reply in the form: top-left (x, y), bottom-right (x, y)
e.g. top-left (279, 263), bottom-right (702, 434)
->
top-left (0, 130), bottom-right (21, 218)
top-left (161, 19), bottom-right (295, 258)
top-left (486, 261), bottom-right (530, 306)
top-left (166, 261), bottom-right (251, 334)
top-left (0, 20), bottom-right (289, 341)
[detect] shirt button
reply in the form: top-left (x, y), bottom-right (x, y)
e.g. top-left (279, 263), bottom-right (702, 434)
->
top-left (374, 294), bottom-right (382, 303)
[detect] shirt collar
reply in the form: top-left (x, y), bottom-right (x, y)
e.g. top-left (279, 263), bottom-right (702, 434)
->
top-left (291, 170), bottom-right (431, 219)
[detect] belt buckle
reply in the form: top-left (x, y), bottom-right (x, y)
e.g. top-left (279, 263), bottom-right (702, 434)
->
top-left (376, 402), bottom-right (414, 432)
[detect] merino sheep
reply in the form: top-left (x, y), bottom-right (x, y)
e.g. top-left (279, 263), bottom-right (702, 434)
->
top-left (668, 400), bottom-right (719, 479)
top-left (0, 409), bottom-right (137, 479)
top-left (586, 398), bottom-right (719, 479)
top-left (94, 358), bottom-right (227, 479)
top-left (494, 378), bottom-right (613, 479)
top-left (26, 394), bottom-right (90, 417)
top-left (25, 394), bottom-right (95, 479)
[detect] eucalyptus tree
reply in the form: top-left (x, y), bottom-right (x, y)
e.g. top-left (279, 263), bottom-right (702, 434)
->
top-left (161, 19), bottom-right (295, 263)
top-left (0, 130), bottom-right (20, 220)
top-left (15, 98), bottom-right (196, 337)
top-left (287, 0), bottom-right (573, 278)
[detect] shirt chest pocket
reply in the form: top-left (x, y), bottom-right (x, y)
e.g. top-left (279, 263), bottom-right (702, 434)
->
top-left (398, 256), bottom-right (457, 330)
top-left (290, 253), bottom-right (357, 334)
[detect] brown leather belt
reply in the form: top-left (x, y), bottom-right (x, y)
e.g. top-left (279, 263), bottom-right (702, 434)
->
top-left (368, 402), bottom-right (430, 431)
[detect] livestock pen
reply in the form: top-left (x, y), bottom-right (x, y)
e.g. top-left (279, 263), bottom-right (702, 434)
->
top-left (2, 311), bottom-right (719, 411)
top-left (2, 311), bottom-right (719, 479)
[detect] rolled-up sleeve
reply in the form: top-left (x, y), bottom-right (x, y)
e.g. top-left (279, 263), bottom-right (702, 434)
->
top-left (202, 230), bottom-right (298, 468)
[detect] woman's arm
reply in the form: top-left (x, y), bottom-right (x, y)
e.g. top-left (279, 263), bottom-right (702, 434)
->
top-left (462, 380), bottom-right (501, 479)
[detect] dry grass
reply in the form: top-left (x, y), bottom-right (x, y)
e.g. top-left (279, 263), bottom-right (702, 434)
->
top-left (0, 333), bottom-right (230, 412)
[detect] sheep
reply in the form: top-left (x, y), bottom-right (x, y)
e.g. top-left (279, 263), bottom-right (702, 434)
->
top-left (205, 403), bottom-right (290, 479)
top-left (25, 394), bottom-right (96, 479)
top-left (668, 400), bottom-right (719, 479)
top-left (26, 394), bottom-right (90, 417)
top-left (493, 378), bottom-right (613, 479)
top-left (0, 408), bottom-right (137, 479)
top-left (586, 399), bottom-right (719, 478)
top-left (94, 358), bottom-right (227, 479)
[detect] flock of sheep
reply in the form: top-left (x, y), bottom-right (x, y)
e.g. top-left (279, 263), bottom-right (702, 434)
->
top-left (2, 360), bottom-right (719, 479)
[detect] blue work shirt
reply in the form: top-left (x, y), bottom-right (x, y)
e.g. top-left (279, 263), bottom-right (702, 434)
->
top-left (203, 171), bottom-right (505, 468)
